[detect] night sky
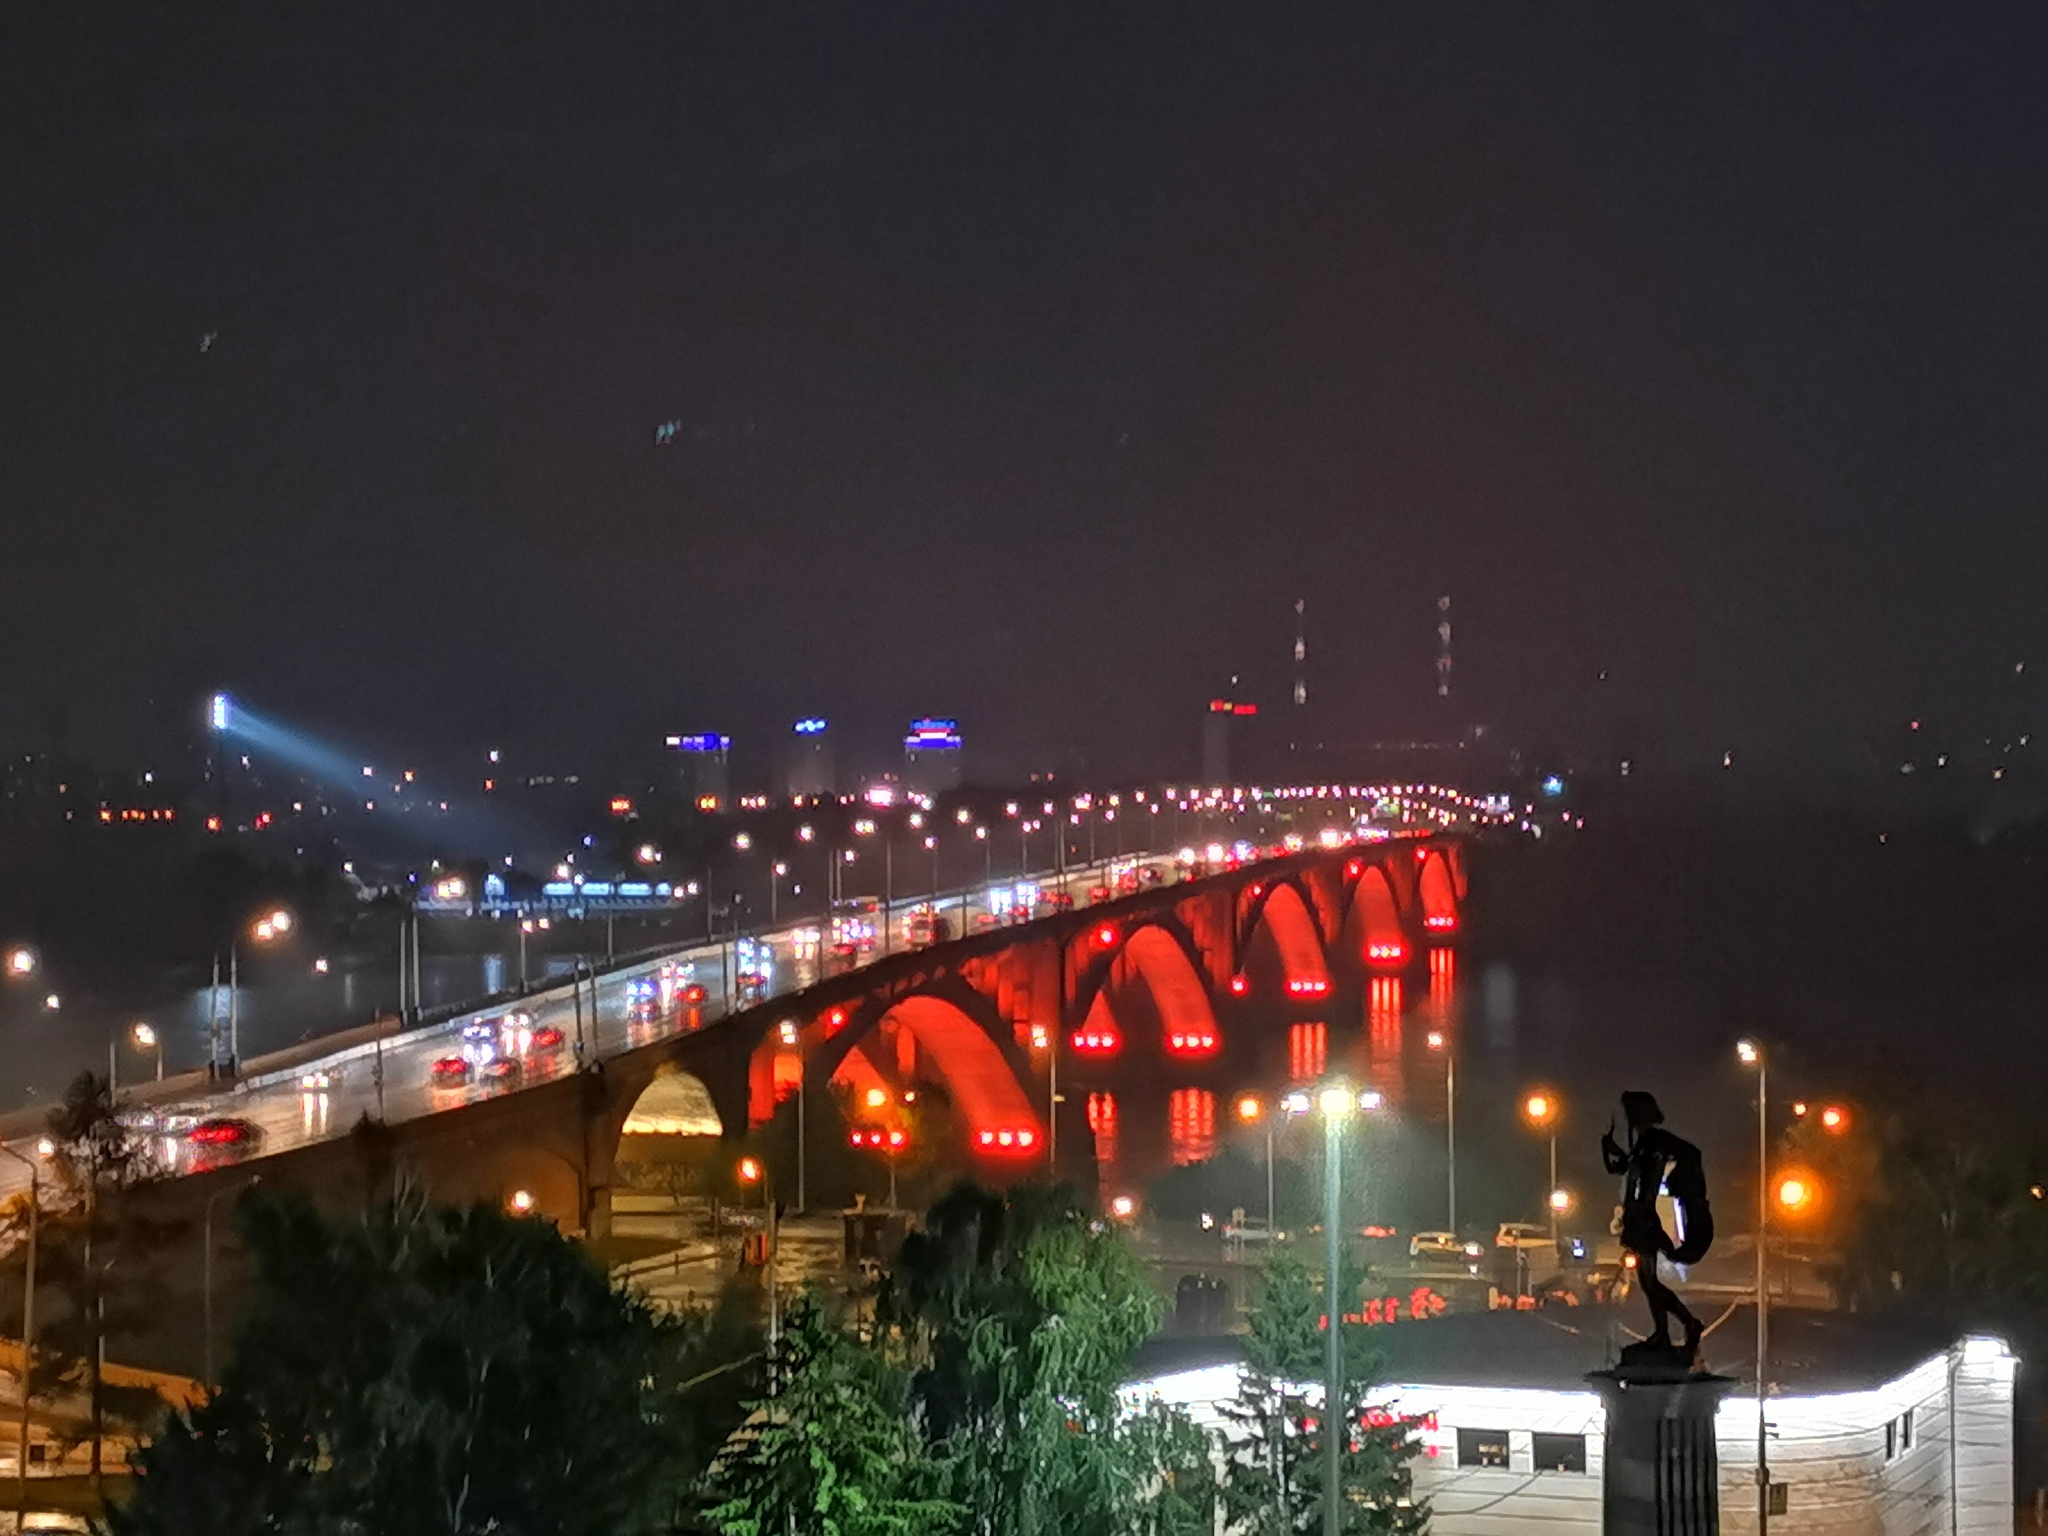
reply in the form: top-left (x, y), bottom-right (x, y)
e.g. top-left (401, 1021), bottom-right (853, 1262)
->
top-left (6, 6), bottom-right (2045, 784)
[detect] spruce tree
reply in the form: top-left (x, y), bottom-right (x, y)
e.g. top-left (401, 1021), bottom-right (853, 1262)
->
top-left (1220, 1254), bottom-right (1427, 1535)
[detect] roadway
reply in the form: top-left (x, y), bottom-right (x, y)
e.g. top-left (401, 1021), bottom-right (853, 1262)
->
top-left (0, 851), bottom-right (1186, 1201)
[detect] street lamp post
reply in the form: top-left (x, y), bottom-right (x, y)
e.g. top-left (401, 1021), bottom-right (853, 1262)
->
top-left (1236, 1094), bottom-right (1275, 1232)
top-left (131, 1023), bottom-right (163, 1083)
top-left (0, 1145), bottom-right (38, 1529)
top-left (771, 863), bottom-right (788, 926)
top-left (1738, 1038), bottom-right (1771, 1534)
top-left (737, 1156), bottom-right (779, 1370)
top-left (1284, 1083), bottom-right (1382, 1536)
top-left (1523, 1091), bottom-right (1560, 1240)
top-left (1426, 1030), bottom-right (1455, 1233)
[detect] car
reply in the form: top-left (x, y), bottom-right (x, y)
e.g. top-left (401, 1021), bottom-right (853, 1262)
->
top-left (1410, 1231), bottom-right (1485, 1261)
top-left (430, 1055), bottom-right (472, 1086)
top-left (1496, 1222), bottom-right (1552, 1251)
top-left (1044, 890), bottom-right (1075, 912)
top-left (187, 1117), bottom-right (260, 1149)
top-left (681, 983), bottom-right (708, 1007)
top-left (1087, 885), bottom-right (1114, 904)
top-left (1138, 866), bottom-right (1164, 886)
top-left (527, 1024), bottom-right (565, 1054)
top-left (298, 1068), bottom-right (340, 1093)
top-left (479, 1057), bottom-right (522, 1089)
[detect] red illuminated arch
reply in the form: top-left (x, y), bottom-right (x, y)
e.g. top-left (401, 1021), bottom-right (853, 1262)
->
top-left (1070, 921), bottom-right (1223, 1059)
top-left (1417, 849), bottom-right (1459, 936)
top-left (1341, 864), bottom-right (1409, 970)
top-left (1237, 881), bottom-right (1332, 996)
top-left (810, 980), bottom-right (1041, 1147)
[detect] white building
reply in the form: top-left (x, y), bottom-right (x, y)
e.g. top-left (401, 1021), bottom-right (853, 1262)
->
top-left (1128, 1307), bottom-right (2015, 1535)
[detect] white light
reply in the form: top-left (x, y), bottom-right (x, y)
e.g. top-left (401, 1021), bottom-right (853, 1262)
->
top-left (4, 947), bottom-right (34, 977)
top-left (1318, 1086), bottom-right (1354, 1119)
top-left (209, 693), bottom-right (230, 732)
top-left (1281, 1091), bottom-right (1312, 1116)
top-left (1736, 1039), bottom-right (1760, 1066)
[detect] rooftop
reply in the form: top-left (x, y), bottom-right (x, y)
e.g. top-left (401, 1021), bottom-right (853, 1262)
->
top-left (1133, 1305), bottom-right (1987, 1398)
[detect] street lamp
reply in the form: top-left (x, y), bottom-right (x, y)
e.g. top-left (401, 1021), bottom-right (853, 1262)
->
top-left (1236, 1093), bottom-right (1275, 1233)
top-left (0, 1144), bottom-right (38, 1528)
top-left (1737, 1037), bottom-right (1771, 1534)
top-left (1426, 1030), bottom-right (1456, 1233)
top-left (1029, 1022), bottom-right (1059, 1169)
top-left (771, 862), bottom-right (788, 925)
top-left (517, 915), bottom-right (551, 990)
top-left (131, 1022), bottom-right (162, 1082)
top-left (1522, 1090), bottom-right (1560, 1239)
top-left (736, 1155), bottom-right (780, 1364)
top-left (1284, 1080), bottom-right (1383, 1536)
top-left (4, 948), bottom-right (34, 979)
top-left (213, 909), bottom-right (292, 1078)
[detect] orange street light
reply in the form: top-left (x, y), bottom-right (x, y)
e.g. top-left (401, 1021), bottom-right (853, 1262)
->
top-left (1818, 1105), bottom-right (1850, 1134)
top-left (1777, 1174), bottom-right (1817, 1212)
top-left (1235, 1094), bottom-right (1263, 1123)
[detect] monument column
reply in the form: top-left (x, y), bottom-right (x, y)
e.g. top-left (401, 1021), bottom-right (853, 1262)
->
top-left (1586, 1369), bottom-right (1735, 1536)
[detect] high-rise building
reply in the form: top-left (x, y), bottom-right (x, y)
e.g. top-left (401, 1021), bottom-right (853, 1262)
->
top-left (786, 718), bottom-right (833, 798)
top-left (902, 718), bottom-right (964, 794)
top-left (1202, 695), bottom-right (1257, 786)
top-left (665, 732), bottom-right (731, 810)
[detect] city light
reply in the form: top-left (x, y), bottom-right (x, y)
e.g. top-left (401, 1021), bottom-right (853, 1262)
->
top-left (4, 947), bottom-right (35, 978)
top-left (1523, 1091), bottom-right (1557, 1126)
top-left (1777, 1175), bottom-right (1815, 1211)
top-left (737, 1156), bottom-right (763, 1184)
top-left (1110, 1195), bottom-right (1136, 1220)
top-left (1819, 1105), bottom-right (1850, 1133)
top-left (865, 1087), bottom-right (889, 1109)
top-left (1236, 1094), bottom-right (1263, 1123)
top-left (209, 692), bottom-right (231, 732)
top-left (1736, 1038), bottom-right (1760, 1066)
top-left (508, 1189), bottom-right (536, 1215)
top-left (1548, 1186), bottom-right (1575, 1215)
top-left (1425, 1030), bottom-right (1445, 1051)
top-left (132, 1022), bottom-right (155, 1048)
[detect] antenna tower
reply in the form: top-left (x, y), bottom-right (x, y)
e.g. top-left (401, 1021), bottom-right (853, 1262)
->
top-left (1436, 596), bottom-right (1453, 699)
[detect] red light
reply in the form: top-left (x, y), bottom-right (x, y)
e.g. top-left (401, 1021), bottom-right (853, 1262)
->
top-left (205, 815), bottom-right (221, 832)
top-left (1424, 915), bottom-right (1457, 932)
top-left (1017, 1129), bottom-right (1034, 1147)
top-left (1367, 943), bottom-right (1405, 963)
top-left (609, 797), bottom-right (634, 816)
top-left (1093, 924), bottom-right (1117, 949)
top-left (1229, 976), bottom-right (1248, 996)
top-left (887, 1130), bottom-right (906, 1148)
top-left (978, 1130), bottom-right (995, 1146)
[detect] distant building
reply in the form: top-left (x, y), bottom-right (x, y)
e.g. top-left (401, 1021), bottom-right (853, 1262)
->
top-left (902, 718), bottom-right (963, 794)
top-left (665, 733), bottom-right (731, 810)
top-left (786, 718), bottom-right (834, 799)
top-left (1127, 1308), bottom-right (2015, 1536)
top-left (1201, 697), bottom-right (1257, 787)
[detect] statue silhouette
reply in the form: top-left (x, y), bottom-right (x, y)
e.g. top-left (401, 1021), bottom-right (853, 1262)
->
top-left (1601, 1091), bottom-right (1714, 1364)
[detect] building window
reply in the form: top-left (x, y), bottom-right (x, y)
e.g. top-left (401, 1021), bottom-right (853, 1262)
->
top-left (1456, 1428), bottom-right (1511, 1469)
top-left (1900, 1408), bottom-right (1914, 1450)
top-left (1532, 1432), bottom-right (1588, 1473)
top-left (1885, 1420), bottom-right (1896, 1460)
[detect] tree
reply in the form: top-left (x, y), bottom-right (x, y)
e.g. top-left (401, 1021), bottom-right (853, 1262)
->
top-left (1220, 1254), bottom-right (1427, 1535)
top-left (705, 1291), bottom-right (959, 1536)
top-left (112, 1190), bottom-right (712, 1536)
top-left (882, 1182), bottom-right (1209, 1536)
top-left (34, 1071), bottom-right (174, 1493)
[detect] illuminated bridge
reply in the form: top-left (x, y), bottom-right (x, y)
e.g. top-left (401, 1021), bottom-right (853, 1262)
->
top-left (113, 831), bottom-right (1466, 1237)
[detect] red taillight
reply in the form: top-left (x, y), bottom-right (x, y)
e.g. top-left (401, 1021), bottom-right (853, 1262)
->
top-left (1229, 976), bottom-right (1248, 996)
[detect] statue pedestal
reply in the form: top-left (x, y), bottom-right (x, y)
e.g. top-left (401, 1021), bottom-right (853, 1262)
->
top-left (1586, 1367), bottom-right (1735, 1536)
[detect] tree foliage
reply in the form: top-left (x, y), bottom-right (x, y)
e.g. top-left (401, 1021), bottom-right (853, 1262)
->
top-left (1220, 1254), bottom-right (1426, 1535)
top-left (877, 1182), bottom-right (1214, 1536)
top-left (706, 1292), bottom-right (959, 1536)
top-left (112, 1190), bottom-right (718, 1536)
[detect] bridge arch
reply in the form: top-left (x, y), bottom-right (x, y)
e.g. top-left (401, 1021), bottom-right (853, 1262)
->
top-left (1341, 863), bottom-right (1409, 971)
top-left (1417, 848), bottom-right (1460, 936)
top-left (812, 977), bottom-right (1041, 1147)
top-left (1237, 880), bottom-right (1332, 997)
top-left (1070, 919), bottom-right (1224, 1060)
